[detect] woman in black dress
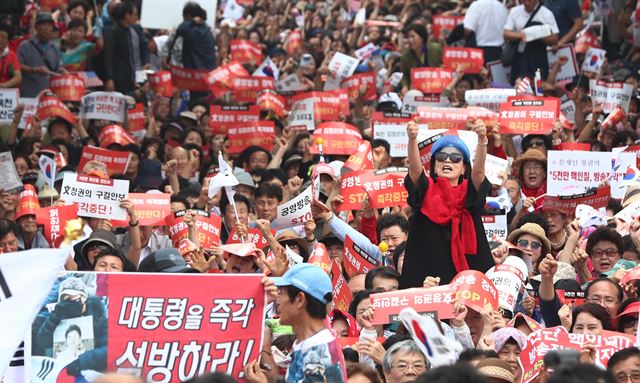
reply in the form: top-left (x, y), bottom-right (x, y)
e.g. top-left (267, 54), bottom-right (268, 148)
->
top-left (400, 119), bottom-right (494, 288)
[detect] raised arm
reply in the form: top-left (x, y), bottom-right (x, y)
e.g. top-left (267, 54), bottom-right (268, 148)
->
top-left (471, 119), bottom-right (488, 191)
top-left (407, 119), bottom-right (422, 186)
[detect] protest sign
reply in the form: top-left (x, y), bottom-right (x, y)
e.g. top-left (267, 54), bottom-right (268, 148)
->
top-left (60, 173), bottom-right (129, 220)
top-left (0, 151), bottom-right (23, 191)
top-left (416, 106), bottom-right (497, 130)
top-left (432, 15), bottom-right (464, 39)
top-left (410, 68), bottom-right (454, 95)
top-left (165, 210), bottom-right (222, 248)
top-left (111, 193), bottom-right (171, 227)
top-left (0, 89), bottom-right (18, 124)
top-left (547, 150), bottom-right (634, 199)
top-left (140, 0), bottom-right (218, 29)
top-left (547, 45), bottom-right (579, 83)
top-left (575, 31), bottom-right (600, 54)
top-left (589, 80), bottom-right (634, 113)
top-left (523, 24), bottom-right (553, 42)
top-left (499, 96), bottom-right (560, 134)
top-left (29, 272), bottom-right (264, 382)
top-left (147, 71), bottom-right (174, 97)
top-left (544, 185), bottom-right (611, 213)
top-left (354, 42), bottom-right (377, 61)
top-left (207, 61), bottom-right (250, 97)
top-left (18, 97), bottom-right (37, 130)
top-left (78, 146), bottom-right (131, 176)
top-left (343, 141), bottom-right (375, 172)
top-left (227, 228), bottom-right (274, 250)
top-left (209, 105), bottom-right (260, 135)
top-left (341, 72), bottom-right (377, 101)
top-left (98, 124), bottom-right (136, 148)
top-left (226, 121), bottom-right (276, 154)
top-left (343, 235), bottom-right (378, 278)
top-left (465, 89), bottom-right (517, 113)
top-left (170, 65), bottom-right (209, 91)
top-left (482, 214), bottom-right (508, 241)
top-left (487, 60), bottom-right (512, 87)
top-left (271, 186), bottom-right (312, 230)
top-left (256, 90), bottom-right (286, 117)
top-left (581, 47), bottom-right (606, 73)
top-left (371, 112), bottom-right (414, 157)
top-left (338, 170), bottom-right (371, 211)
top-left (484, 154), bottom-right (509, 185)
top-left (81, 92), bottom-right (127, 122)
top-left (443, 47), bottom-right (484, 73)
top-left (293, 91), bottom-right (350, 121)
top-left (230, 39), bottom-right (262, 64)
top-left (35, 204), bottom-right (79, 248)
top-left (37, 91), bottom-right (76, 124)
top-left (49, 74), bottom-right (85, 102)
top-left (276, 73), bottom-right (305, 92)
top-left (554, 142), bottom-right (590, 151)
top-left (310, 122), bottom-right (362, 155)
top-left (487, 259), bottom-right (527, 312)
top-left (324, 52), bottom-right (359, 90)
top-left (556, 290), bottom-right (586, 306)
top-left (231, 76), bottom-right (275, 103)
top-left (223, 0), bottom-right (244, 20)
top-left (561, 99), bottom-right (576, 122)
top-left (128, 102), bottom-right (146, 137)
top-left (403, 94), bottom-right (450, 114)
top-left (288, 98), bottom-right (315, 132)
top-left (331, 260), bottom-right (353, 312)
top-left (359, 167), bottom-right (409, 209)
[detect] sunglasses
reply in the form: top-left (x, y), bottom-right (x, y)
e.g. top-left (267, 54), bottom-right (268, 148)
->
top-left (434, 152), bottom-right (463, 164)
top-left (517, 239), bottom-right (542, 250)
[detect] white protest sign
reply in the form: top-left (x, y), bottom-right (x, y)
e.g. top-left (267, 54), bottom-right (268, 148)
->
top-left (0, 89), bottom-right (18, 124)
top-left (484, 154), bottom-right (509, 185)
top-left (486, 257), bottom-right (526, 312)
top-left (402, 94), bottom-right (450, 114)
top-left (285, 245), bottom-right (304, 269)
top-left (288, 98), bottom-right (315, 132)
top-left (60, 173), bottom-right (130, 220)
top-left (547, 150), bottom-right (635, 199)
top-left (589, 80), bottom-right (634, 113)
top-left (523, 24), bottom-right (552, 42)
top-left (276, 73), bottom-right (305, 92)
top-left (561, 99), bottom-right (576, 122)
top-left (547, 45), bottom-right (579, 83)
top-left (372, 115), bottom-right (430, 157)
top-left (324, 52), bottom-right (359, 91)
top-left (141, 0), bottom-right (218, 29)
top-left (465, 89), bottom-right (516, 112)
top-left (81, 92), bottom-right (127, 122)
top-left (355, 43), bottom-right (377, 61)
top-left (487, 61), bottom-right (511, 86)
top-left (389, 72), bottom-right (403, 87)
top-left (271, 186), bottom-right (312, 230)
top-left (581, 47), bottom-right (606, 73)
top-left (482, 214), bottom-right (508, 241)
top-left (18, 98), bottom-right (37, 130)
top-left (0, 249), bottom-right (68, 377)
top-left (0, 152), bottom-right (23, 191)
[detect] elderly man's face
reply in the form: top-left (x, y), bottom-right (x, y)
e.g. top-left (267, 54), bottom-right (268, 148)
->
top-left (384, 351), bottom-right (427, 383)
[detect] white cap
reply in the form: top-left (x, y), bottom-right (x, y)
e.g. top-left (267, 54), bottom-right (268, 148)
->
top-left (378, 92), bottom-right (402, 111)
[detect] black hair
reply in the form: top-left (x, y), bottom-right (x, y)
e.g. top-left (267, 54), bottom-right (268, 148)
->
top-left (343, 348), bottom-right (360, 364)
top-left (67, 0), bottom-right (89, 15)
top-left (612, 131), bottom-right (638, 149)
top-left (185, 372), bottom-right (238, 383)
top-left (272, 334), bottom-right (296, 353)
top-left (515, 212), bottom-right (550, 236)
top-left (182, 1), bottom-right (207, 20)
top-left (457, 349), bottom-right (499, 362)
top-left (348, 290), bottom-right (373, 318)
top-left (0, 23), bottom-right (12, 40)
top-left (115, 1), bottom-right (136, 22)
top-left (616, 299), bottom-right (639, 332)
top-left (140, 137), bottom-right (165, 162)
top-left (586, 227), bottom-right (624, 256)
top-left (372, 139), bottom-right (390, 155)
top-left (254, 183), bottom-right (283, 202)
top-left (570, 302), bottom-right (613, 332)
top-left (608, 347), bottom-right (640, 374)
top-left (0, 218), bottom-right (20, 241)
top-left (65, 324), bottom-right (82, 339)
top-left (346, 364), bottom-right (382, 383)
top-left (364, 267), bottom-right (401, 291)
top-left (220, 192), bottom-right (251, 216)
top-left (376, 214), bottom-right (409, 239)
top-left (67, 18), bottom-right (87, 31)
top-left (92, 248), bottom-right (127, 270)
top-left (285, 285), bottom-right (330, 319)
top-left (392, 241), bottom-right (407, 271)
top-left (405, 23), bottom-right (429, 43)
top-left (622, 236), bottom-right (640, 260)
top-left (547, 363), bottom-right (615, 383)
top-left (49, 117), bottom-right (73, 133)
top-left (521, 134), bottom-right (552, 153)
top-left (261, 168), bottom-right (288, 186)
top-left (170, 195), bottom-right (190, 211)
top-left (240, 146), bottom-right (273, 168)
top-left (180, 128), bottom-right (206, 146)
top-left (607, 199), bottom-right (623, 215)
top-left (414, 365), bottom-right (488, 383)
top-left (585, 277), bottom-right (624, 305)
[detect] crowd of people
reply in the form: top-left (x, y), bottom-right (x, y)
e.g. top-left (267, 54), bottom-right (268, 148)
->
top-left (0, 0), bottom-right (640, 381)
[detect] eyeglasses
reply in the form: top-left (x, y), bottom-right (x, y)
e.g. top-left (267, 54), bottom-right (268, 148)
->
top-left (615, 371), bottom-right (640, 383)
top-left (392, 362), bottom-right (427, 373)
top-left (590, 248), bottom-right (619, 259)
top-left (523, 164), bottom-right (544, 171)
top-left (517, 239), bottom-right (542, 250)
top-left (434, 152), bottom-right (463, 163)
top-left (586, 295), bottom-right (618, 306)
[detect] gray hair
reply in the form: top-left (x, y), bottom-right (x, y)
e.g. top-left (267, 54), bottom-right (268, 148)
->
top-left (382, 340), bottom-right (426, 373)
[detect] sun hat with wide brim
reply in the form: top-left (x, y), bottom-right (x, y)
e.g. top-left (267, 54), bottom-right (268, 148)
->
top-left (512, 148), bottom-right (547, 180)
top-left (476, 358), bottom-right (515, 383)
top-left (507, 222), bottom-right (551, 257)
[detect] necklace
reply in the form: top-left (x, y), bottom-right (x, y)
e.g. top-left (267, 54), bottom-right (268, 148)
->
top-left (550, 230), bottom-right (567, 248)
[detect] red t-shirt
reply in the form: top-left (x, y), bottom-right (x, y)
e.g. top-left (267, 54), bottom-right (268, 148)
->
top-left (0, 50), bottom-right (21, 83)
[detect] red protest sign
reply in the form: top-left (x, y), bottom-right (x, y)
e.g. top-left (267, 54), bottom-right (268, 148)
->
top-left (105, 273), bottom-right (265, 382)
top-left (338, 170), bottom-right (371, 211)
top-left (309, 242), bottom-right (331, 274)
top-left (553, 142), bottom-right (591, 151)
top-left (371, 285), bottom-right (458, 324)
top-left (231, 76), bottom-right (275, 103)
top-left (343, 140), bottom-right (374, 172)
top-left (417, 106), bottom-right (497, 130)
top-left (499, 96), bottom-right (560, 134)
top-left (170, 65), bottom-right (209, 91)
top-left (343, 235), bottom-right (378, 278)
top-left (226, 121), bottom-right (276, 154)
top-left (287, 29), bottom-right (303, 54)
top-left (292, 91), bottom-right (350, 121)
top-left (358, 167), bottom-right (408, 209)
top-left (450, 270), bottom-right (499, 313)
top-left (128, 103), bottom-right (146, 135)
top-left (147, 71), bottom-right (174, 97)
top-left (443, 47), bottom-right (484, 73)
top-left (35, 204), bottom-right (79, 248)
top-left (310, 122), bottom-right (362, 155)
top-left (411, 68), bottom-right (454, 94)
top-left (230, 39), bottom-right (263, 64)
top-left (575, 32), bottom-right (600, 54)
top-left (256, 90), bottom-right (286, 117)
top-left (331, 260), bottom-right (353, 312)
top-left (111, 193), bottom-right (171, 227)
top-left (209, 105), bottom-right (260, 135)
top-left (341, 72), bottom-right (376, 101)
top-left (78, 146), bottom-right (131, 176)
top-left (98, 125), bottom-right (136, 148)
top-left (37, 90), bottom-right (76, 124)
top-left (49, 74), bottom-right (85, 102)
top-left (207, 61), bottom-right (250, 97)
top-left (40, 0), bottom-right (66, 10)
top-left (227, 227), bottom-right (274, 249)
top-left (165, 210), bottom-right (222, 248)
top-left (432, 15), bottom-right (464, 39)
top-left (556, 290), bottom-right (586, 306)
top-left (544, 185), bottom-right (610, 213)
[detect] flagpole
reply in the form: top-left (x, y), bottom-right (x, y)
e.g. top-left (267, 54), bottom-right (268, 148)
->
top-left (232, 202), bottom-right (245, 244)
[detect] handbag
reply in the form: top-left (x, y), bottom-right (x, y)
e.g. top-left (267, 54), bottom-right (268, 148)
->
top-left (501, 4), bottom-right (542, 67)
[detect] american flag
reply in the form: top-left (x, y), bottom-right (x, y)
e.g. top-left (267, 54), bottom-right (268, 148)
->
top-left (516, 77), bottom-right (534, 95)
top-left (76, 72), bottom-right (104, 88)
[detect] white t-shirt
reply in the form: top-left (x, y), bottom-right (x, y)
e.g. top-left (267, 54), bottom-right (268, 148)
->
top-left (463, 0), bottom-right (509, 46)
top-left (504, 3), bottom-right (559, 52)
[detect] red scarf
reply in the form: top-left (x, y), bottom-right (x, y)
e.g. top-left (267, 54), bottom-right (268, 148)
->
top-left (521, 183), bottom-right (547, 209)
top-left (420, 177), bottom-right (477, 272)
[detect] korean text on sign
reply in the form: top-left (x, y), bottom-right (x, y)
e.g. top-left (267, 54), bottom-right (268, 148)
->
top-left (60, 173), bottom-right (129, 220)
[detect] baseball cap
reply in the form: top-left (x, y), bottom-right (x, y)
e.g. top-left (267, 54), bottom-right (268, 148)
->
top-left (616, 301), bottom-right (640, 319)
top-left (236, 172), bottom-right (255, 188)
top-left (377, 92), bottom-right (402, 112)
top-left (138, 248), bottom-right (192, 273)
top-left (36, 12), bottom-right (54, 25)
top-left (81, 229), bottom-right (118, 256)
top-left (272, 264), bottom-right (332, 304)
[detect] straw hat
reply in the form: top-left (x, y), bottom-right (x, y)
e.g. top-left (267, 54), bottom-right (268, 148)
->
top-left (512, 148), bottom-right (547, 180)
top-left (622, 183), bottom-right (640, 208)
top-left (476, 358), bottom-right (515, 383)
top-left (507, 223), bottom-right (551, 257)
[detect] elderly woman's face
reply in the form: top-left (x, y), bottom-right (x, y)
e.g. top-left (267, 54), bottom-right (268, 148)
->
top-left (522, 160), bottom-right (545, 189)
top-left (516, 233), bottom-right (543, 265)
top-left (433, 147), bottom-right (466, 184)
top-left (572, 312), bottom-right (604, 335)
top-left (498, 342), bottom-right (522, 382)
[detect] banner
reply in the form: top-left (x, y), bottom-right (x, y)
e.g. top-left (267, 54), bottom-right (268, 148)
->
top-left (271, 186), bottom-right (312, 230)
top-left (111, 193), bottom-right (171, 227)
top-left (465, 89), bottom-right (517, 113)
top-left (544, 184), bottom-right (611, 213)
top-left (432, 15), bottom-right (464, 39)
top-left (165, 210), bottom-right (222, 248)
top-left (78, 146), bottom-right (131, 176)
top-left (81, 92), bottom-right (127, 122)
top-left (209, 105), bottom-right (260, 135)
top-left (147, 71), bottom-right (174, 97)
top-left (29, 272), bottom-right (264, 382)
top-left (97, 125), bottom-right (136, 148)
top-left (482, 214), bottom-right (508, 241)
top-left (358, 167), bottom-right (409, 209)
top-left (499, 96), bottom-right (560, 134)
top-left (589, 80), bottom-right (634, 113)
top-left (231, 76), bottom-right (275, 103)
top-left (256, 90), bottom-right (285, 117)
top-left (416, 106), bottom-right (497, 130)
top-left (170, 65), bottom-right (209, 91)
top-left (230, 39), bottom-right (262, 64)
top-left (0, 249), bottom-right (69, 376)
top-left (226, 121), bottom-right (276, 154)
top-left (343, 235), bottom-right (378, 278)
top-left (331, 260), bottom-right (352, 312)
top-left (341, 72), bottom-right (376, 101)
top-left (442, 47), bottom-right (484, 73)
top-left (37, 91), bottom-right (76, 124)
top-left (371, 112), bottom-right (413, 157)
top-left (338, 170), bottom-right (370, 211)
top-left (49, 74), bottom-right (85, 102)
top-left (547, 45), bottom-right (579, 83)
top-left (60, 173), bottom-right (130, 220)
top-left (0, 89), bottom-right (18, 124)
top-left (310, 122), bottom-right (362, 155)
top-left (410, 68), bottom-right (454, 95)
